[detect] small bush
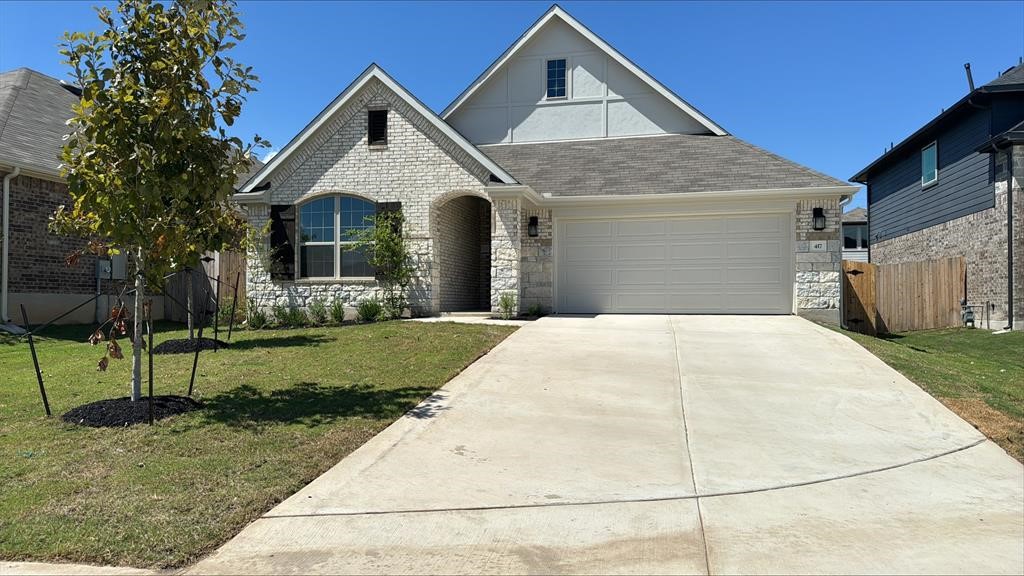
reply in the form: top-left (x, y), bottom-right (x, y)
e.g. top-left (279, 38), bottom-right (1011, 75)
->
top-left (246, 297), bottom-right (269, 330)
top-left (526, 303), bottom-right (545, 318)
top-left (498, 292), bottom-right (517, 320)
top-left (308, 298), bottom-right (328, 326)
top-left (218, 296), bottom-right (246, 326)
top-left (329, 300), bottom-right (346, 324)
top-left (272, 304), bottom-right (308, 328)
top-left (357, 298), bottom-right (383, 323)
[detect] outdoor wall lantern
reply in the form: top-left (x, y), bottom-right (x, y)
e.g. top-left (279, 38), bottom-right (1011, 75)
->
top-left (812, 207), bottom-right (826, 231)
top-left (528, 216), bottom-right (539, 237)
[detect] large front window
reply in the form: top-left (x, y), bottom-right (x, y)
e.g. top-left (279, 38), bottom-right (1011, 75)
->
top-left (299, 196), bottom-right (375, 278)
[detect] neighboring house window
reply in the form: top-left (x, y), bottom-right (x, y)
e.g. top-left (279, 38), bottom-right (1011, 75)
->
top-left (368, 109), bottom-right (388, 145)
top-left (921, 142), bottom-right (938, 187)
top-left (843, 223), bottom-right (868, 250)
top-left (546, 58), bottom-right (567, 99)
top-left (299, 196), bottom-right (376, 278)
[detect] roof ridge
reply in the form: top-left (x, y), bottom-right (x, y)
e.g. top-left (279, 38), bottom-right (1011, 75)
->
top-left (726, 135), bottom-right (847, 187)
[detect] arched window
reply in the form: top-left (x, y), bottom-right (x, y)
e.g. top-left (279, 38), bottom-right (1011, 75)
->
top-left (299, 196), bottom-right (375, 278)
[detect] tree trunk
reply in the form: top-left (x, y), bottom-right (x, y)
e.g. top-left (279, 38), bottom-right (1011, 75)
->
top-left (131, 249), bottom-right (144, 401)
top-left (187, 268), bottom-right (195, 340)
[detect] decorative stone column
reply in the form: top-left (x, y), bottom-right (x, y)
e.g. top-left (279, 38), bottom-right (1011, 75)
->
top-left (795, 198), bottom-right (841, 309)
top-left (490, 197), bottom-right (522, 314)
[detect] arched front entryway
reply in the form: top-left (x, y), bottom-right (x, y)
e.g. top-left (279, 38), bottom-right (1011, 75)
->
top-left (434, 195), bottom-right (491, 312)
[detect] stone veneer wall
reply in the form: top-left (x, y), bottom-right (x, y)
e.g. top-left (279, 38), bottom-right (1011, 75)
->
top-left (519, 208), bottom-right (553, 313)
top-left (491, 198), bottom-right (521, 314)
top-left (436, 196), bottom-right (489, 311)
top-left (795, 198), bottom-right (842, 310)
top-left (244, 77), bottom-right (493, 316)
top-left (871, 144), bottom-right (1023, 325)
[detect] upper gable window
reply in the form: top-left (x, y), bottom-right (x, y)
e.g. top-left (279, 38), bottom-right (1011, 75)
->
top-left (368, 109), bottom-right (388, 146)
top-left (546, 59), bottom-right (567, 99)
top-left (921, 142), bottom-right (938, 187)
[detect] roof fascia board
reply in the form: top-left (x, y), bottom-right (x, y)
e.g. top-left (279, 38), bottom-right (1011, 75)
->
top-left (239, 64), bottom-right (516, 195)
top-left (535, 185), bottom-right (856, 207)
top-left (0, 161), bottom-right (63, 183)
top-left (440, 5), bottom-right (727, 136)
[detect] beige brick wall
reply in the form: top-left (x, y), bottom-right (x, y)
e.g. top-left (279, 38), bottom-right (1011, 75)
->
top-left (245, 78), bottom-right (494, 315)
top-left (520, 208), bottom-right (553, 313)
top-left (795, 198), bottom-right (842, 310)
top-left (872, 145), bottom-right (1023, 326)
top-left (435, 195), bottom-right (490, 311)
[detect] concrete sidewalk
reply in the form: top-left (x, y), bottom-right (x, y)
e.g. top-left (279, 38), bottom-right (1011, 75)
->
top-left (185, 315), bottom-right (1023, 575)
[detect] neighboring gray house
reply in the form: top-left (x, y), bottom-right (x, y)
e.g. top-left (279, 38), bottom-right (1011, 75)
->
top-left (851, 62), bottom-right (1024, 329)
top-left (236, 5), bottom-right (857, 316)
top-left (841, 207), bottom-right (869, 262)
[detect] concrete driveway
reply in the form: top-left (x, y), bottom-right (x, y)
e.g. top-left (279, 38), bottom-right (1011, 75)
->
top-left (190, 315), bottom-right (1024, 575)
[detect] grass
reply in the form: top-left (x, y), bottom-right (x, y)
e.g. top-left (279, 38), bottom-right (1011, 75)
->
top-left (839, 327), bottom-right (1024, 462)
top-left (0, 320), bottom-right (516, 568)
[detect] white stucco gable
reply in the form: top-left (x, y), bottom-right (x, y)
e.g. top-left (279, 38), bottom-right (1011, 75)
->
top-left (443, 5), bottom-right (726, 145)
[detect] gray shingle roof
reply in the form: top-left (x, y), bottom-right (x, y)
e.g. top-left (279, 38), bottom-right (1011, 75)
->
top-left (842, 207), bottom-right (867, 223)
top-left (0, 68), bottom-right (78, 176)
top-left (983, 63), bottom-right (1024, 89)
top-left (481, 134), bottom-right (848, 197)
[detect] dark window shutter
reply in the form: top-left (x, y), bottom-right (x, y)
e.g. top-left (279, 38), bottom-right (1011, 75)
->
top-left (269, 205), bottom-right (296, 280)
top-left (368, 109), bottom-right (388, 145)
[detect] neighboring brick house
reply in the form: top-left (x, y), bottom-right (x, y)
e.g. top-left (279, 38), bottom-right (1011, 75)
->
top-left (237, 5), bottom-right (857, 317)
top-left (0, 67), bottom-right (261, 326)
top-left (851, 63), bottom-right (1024, 329)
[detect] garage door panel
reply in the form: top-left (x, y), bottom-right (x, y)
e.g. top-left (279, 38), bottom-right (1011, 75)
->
top-left (727, 240), bottom-right (785, 259)
top-left (616, 268), bottom-right (666, 285)
top-left (564, 221), bottom-right (612, 239)
top-left (615, 244), bottom-right (665, 261)
top-left (670, 242), bottom-right (724, 260)
top-left (558, 214), bottom-right (791, 314)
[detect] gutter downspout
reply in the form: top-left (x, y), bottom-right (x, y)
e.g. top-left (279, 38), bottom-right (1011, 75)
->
top-left (1003, 147), bottom-right (1011, 327)
top-left (2, 166), bottom-right (21, 323)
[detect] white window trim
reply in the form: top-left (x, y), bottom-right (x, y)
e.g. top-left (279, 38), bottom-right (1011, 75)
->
top-left (543, 57), bottom-right (570, 101)
top-left (297, 196), bottom-right (375, 280)
top-left (921, 141), bottom-right (938, 188)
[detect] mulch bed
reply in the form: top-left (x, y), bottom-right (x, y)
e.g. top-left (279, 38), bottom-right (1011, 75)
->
top-left (152, 337), bottom-right (229, 355)
top-left (62, 395), bottom-right (203, 427)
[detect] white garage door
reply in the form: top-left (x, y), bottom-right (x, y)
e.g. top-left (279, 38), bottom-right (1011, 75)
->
top-left (557, 213), bottom-right (792, 314)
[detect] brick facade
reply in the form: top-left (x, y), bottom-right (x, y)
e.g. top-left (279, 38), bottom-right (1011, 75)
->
top-left (435, 195), bottom-right (490, 311)
top-left (519, 208), bottom-right (553, 313)
top-left (871, 145), bottom-right (1023, 326)
top-left (795, 198), bottom-right (842, 310)
top-left (245, 78), bottom-right (495, 316)
top-left (1, 172), bottom-right (96, 295)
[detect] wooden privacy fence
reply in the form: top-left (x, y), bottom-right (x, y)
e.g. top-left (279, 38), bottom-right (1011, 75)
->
top-left (842, 256), bottom-right (966, 335)
top-left (162, 251), bottom-right (246, 324)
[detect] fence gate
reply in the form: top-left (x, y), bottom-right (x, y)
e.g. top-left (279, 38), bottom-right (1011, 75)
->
top-left (842, 256), bottom-right (966, 335)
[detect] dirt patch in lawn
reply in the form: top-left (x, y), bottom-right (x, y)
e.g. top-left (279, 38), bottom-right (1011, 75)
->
top-left (62, 395), bottom-right (203, 427)
top-left (940, 396), bottom-right (1023, 462)
top-left (152, 337), bottom-right (228, 354)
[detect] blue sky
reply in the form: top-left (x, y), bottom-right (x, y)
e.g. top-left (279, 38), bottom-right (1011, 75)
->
top-left (1, 1), bottom-right (1022, 209)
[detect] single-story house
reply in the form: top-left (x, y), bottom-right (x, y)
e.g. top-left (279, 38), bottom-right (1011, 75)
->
top-left (842, 207), bottom-right (869, 262)
top-left (0, 67), bottom-right (260, 326)
top-left (851, 62), bottom-right (1023, 329)
top-left (235, 4), bottom-right (857, 316)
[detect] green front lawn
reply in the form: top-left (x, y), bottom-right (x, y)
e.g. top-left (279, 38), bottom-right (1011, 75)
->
top-left (0, 321), bottom-right (515, 568)
top-left (841, 327), bottom-right (1024, 462)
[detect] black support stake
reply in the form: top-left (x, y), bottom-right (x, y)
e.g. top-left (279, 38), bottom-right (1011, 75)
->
top-left (20, 305), bottom-right (51, 417)
top-left (227, 271), bottom-right (240, 341)
top-left (148, 302), bottom-right (154, 425)
top-left (187, 289), bottom-right (209, 397)
top-left (213, 274), bottom-right (221, 351)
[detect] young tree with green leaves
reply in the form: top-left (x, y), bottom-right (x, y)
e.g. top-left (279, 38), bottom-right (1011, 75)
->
top-left (352, 211), bottom-right (414, 319)
top-left (52, 0), bottom-right (267, 400)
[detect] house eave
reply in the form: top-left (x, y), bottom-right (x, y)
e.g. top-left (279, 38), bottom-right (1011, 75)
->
top-left (517, 185), bottom-right (856, 208)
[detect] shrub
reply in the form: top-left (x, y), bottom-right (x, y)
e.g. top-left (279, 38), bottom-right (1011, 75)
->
top-left (272, 304), bottom-right (308, 328)
top-left (246, 297), bottom-right (269, 330)
top-left (526, 303), bottom-right (545, 318)
top-left (498, 292), bottom-right (517, 320)
top-left (218, 295), bottom-right (246, 326)
top-left (351, 211), bottom-right (412, 316)
top-left (308, 298), bottom-right (328, 326)
top-left (357, 298), bottom-right (383, 323)
top-left (329, 300), bottom-right (346, 324)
